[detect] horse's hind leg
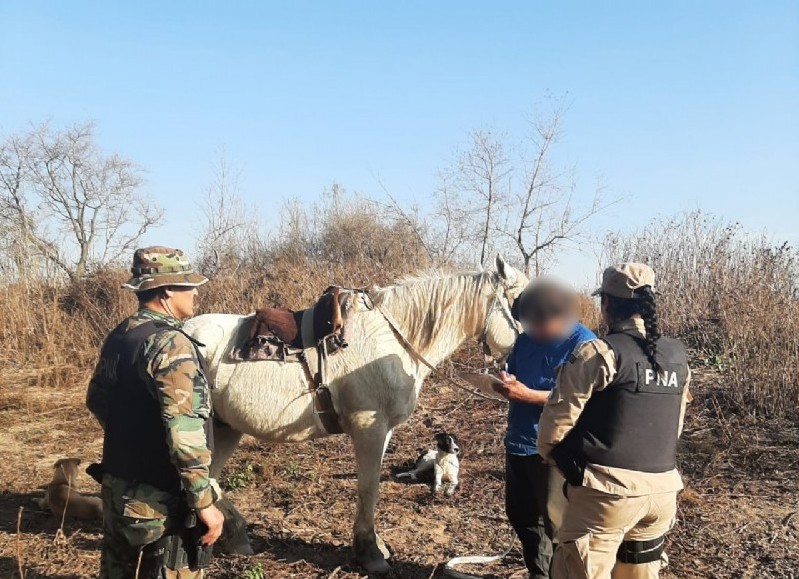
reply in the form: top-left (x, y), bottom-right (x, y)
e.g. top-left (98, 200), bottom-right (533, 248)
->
top-left (211, 422), bottom-right (254, 556)
top-left (351, 417), bottom-right (392, 574)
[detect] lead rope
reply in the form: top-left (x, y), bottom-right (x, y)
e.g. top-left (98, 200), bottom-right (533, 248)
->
top-left (370, 300), bottom-right (507, 404)
top-left (443, 537), bottom-right (517, 579)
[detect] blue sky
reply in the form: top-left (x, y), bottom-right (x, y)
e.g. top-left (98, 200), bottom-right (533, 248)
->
top-left (1, 1), bottom-right (797, 286)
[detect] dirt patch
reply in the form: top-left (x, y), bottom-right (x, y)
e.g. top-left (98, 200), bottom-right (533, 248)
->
top-left (0, 368), bottom-right (796, 578)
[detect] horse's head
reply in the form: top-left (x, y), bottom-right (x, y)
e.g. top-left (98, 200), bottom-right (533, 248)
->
top-left (480, 255), bottom-right (528, 360)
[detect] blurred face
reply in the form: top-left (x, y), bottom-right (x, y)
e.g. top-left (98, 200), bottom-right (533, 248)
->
top-left (523, 314), bottom-right (573, 342)
top-left (164, 286), bottom-right (199, 319)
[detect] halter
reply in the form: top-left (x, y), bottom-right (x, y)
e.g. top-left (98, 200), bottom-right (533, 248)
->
top-left (477, 277), bottom-right (520, 363)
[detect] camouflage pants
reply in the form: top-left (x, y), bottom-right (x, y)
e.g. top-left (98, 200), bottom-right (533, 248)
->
top-left (100, 475), bottom-right (204, 579)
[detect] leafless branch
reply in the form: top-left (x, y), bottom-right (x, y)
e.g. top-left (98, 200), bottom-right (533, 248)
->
top-left (0, 122), bottom-right (161, 280)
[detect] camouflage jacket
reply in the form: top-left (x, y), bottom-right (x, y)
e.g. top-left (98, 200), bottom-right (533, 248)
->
top-left (87, 308), bottom-right (218, 510)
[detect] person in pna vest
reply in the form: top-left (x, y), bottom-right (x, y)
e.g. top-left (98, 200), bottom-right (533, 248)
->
top-left (86, 246), bottom-right (224, 579)
top-left (537, 263), bottom-right (692, 579)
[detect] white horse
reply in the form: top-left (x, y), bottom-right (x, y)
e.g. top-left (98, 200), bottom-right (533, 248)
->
top-left (183, 255), bottom-right (528, 573)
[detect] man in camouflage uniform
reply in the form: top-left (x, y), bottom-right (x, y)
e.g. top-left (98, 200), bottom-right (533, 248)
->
top-left (87, 247), bottom-right (224, 579)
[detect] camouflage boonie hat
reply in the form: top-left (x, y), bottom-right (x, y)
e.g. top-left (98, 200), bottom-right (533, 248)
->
top-left (122, 246), bottom-right (208, 292)
top-left (592, 263), bottom-right (655, 299)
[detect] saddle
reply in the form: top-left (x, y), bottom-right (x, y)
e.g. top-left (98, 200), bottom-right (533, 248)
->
top-left (229, 286), bottom-right (366, 435)
top-left (231, 286), bottom-right (352, 363)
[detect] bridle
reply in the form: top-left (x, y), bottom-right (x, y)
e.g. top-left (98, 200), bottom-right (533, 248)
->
top-left (477, 277), bottom-right (521, 363)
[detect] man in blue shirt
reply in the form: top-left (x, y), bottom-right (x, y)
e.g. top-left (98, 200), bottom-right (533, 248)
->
top-left (494, 279), bottom-right (595, 579)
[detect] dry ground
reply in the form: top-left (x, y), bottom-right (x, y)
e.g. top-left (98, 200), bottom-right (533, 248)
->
top-left (0, 367), bottom-right (796, 579)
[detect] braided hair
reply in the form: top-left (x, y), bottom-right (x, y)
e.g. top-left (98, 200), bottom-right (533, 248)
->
top-left (603, 285), bottom-right (661, 372)
top-left (634, 286), bottom-right (661, 373)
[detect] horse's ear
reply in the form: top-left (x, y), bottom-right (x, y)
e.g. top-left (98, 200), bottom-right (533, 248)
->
top-left (495, 254), bottom-right (509, 280)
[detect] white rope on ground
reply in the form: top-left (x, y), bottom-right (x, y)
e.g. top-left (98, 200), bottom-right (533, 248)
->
top-left (442, 537), bottom-right (517, 579)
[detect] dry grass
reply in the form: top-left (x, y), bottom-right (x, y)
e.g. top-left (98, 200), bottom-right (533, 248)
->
top-left (605, 210), bottom-right (799, 419)
top-left (1, 367), bottom-right (796, 579)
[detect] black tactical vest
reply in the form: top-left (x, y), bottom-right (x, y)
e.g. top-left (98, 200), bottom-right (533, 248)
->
top-left (561, 330), bottom-right (688, 473)
top-left (100, 318), bottom-right (213, 493)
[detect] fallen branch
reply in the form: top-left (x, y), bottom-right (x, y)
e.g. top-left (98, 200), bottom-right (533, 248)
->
top-left (16, 506), bottom-right (25, 579)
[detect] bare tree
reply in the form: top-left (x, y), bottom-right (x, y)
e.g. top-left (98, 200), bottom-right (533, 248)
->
top-left (195, 155), bottom-right (258, 275)
top-left (372, 178), bottom-right (435, 264)
top-left (440, 107), bottom-right (610, 275)
top-left (0, 122), bottom-right (161, 281)
top-left (427, 172), bottom-right (473, 265)
top-left (277, 196), bottom-right (311, 259)
top-left (499, 109), bottom-right (609, 276)
top-left (448, 130), bottom-right (511, 267)
top-left (0, 133), bottom-right (39, 278)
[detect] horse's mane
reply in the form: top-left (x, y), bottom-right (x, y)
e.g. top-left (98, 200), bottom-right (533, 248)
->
top-left (371, 269), bottom-right (497, 352)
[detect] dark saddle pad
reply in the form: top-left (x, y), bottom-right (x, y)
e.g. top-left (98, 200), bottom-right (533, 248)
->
top-left (234, 286), bottom-right (347, 362)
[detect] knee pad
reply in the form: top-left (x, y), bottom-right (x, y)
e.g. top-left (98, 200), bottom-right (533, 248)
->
top-left (616, 536), bottom-right (665, 564)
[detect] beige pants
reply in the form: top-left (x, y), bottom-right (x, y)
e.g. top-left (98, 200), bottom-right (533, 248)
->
top-left (551, 486), bottom-right (677, 579)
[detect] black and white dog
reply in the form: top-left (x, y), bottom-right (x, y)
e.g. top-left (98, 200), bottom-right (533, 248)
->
top-left (395, 432), bottom-right (460, 495)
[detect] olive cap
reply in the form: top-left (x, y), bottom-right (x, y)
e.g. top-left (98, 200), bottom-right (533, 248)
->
top-left (592, 263), bottom-right (655, 299)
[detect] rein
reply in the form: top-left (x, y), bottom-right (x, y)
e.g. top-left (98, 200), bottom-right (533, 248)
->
top-left (367, 285), bottom-right (510, 404)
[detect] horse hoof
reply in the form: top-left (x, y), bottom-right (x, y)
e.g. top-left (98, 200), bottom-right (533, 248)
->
top-left (216, 538), bottom-right (255, 556)
top-left (362, 557), bottom-right (391, 575)
top-left (354, 533), bottom-right (391, 574)
top-left (229, 541), bottom-right (255, 556)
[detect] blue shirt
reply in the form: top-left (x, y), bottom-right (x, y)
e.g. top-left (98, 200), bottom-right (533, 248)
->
top-left (504, 322), bottom-right (596, 456)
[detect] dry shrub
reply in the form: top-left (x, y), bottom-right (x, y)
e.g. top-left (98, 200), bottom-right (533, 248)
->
top-left (0, 271), bottom-right (133, 396)
top-left (0, 192), bottom-right (432, 407)
top-left (198, 187), bottom-right (431, 314)
top-left (576, 293), bottom-right (601, 332)
top-left (605, 210), bottom-right (799, 418)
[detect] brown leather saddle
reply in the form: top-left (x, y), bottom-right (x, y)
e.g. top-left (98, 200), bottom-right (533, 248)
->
top-left (231, 286), bottom-right (350, 363)
top-left (229, 286), bottom-right (364, 435)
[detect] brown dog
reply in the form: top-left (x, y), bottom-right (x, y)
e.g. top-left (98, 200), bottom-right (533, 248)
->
top-left (35, 458), bottom-right (103, 520)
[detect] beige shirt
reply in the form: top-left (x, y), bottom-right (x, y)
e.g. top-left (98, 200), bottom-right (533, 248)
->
top-left (537, 317), bottom-right (691, 496)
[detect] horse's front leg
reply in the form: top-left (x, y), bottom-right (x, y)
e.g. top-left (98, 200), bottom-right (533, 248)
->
top-left (351, 414), bottom-right (392, 574)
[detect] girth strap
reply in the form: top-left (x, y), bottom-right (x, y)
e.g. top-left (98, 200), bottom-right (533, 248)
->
top-left (300, 304), bottom-right (343, 434)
